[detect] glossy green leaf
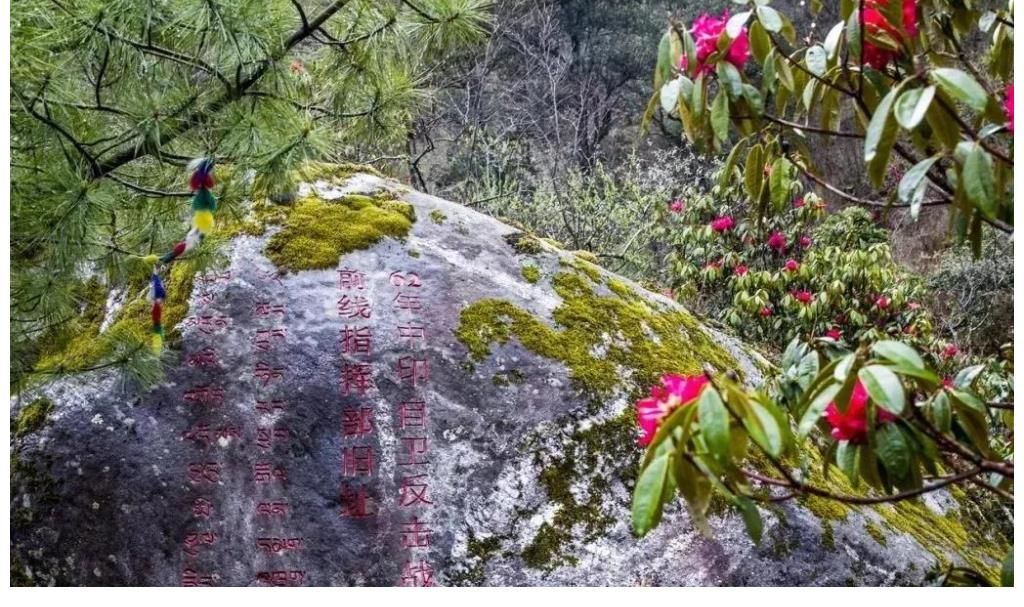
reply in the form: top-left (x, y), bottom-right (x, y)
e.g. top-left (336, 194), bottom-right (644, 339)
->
top-left (871, 340), bottom-right (925, 371)
top-left (859, 365), bottom-right (906, 415)
top-left (864, 85), bottom-right (901, 187)
top-left (698, 389), bottom-right (732, 466)
top-left (963, 145), bottom-right (996, 217)
top-left (931, 68), bottom-right (990, 113)
top-left (733, 496), bottom-right (763, 544)
top-left (894, 85), bottom-right (935, 130)
top-left (660, 77), bottom-right (683, 114)
top-left (836, 441), bottom-right (860, 487)
top-left (873, 424), bottom-right (911, 481)
top-left (749, 20), bottom-right (770, 63)
top-left (823, 22), bottom-right (844, 59)
top-left (632, 452), bottom-right (671, 536)
top-left (726, 11), bottom-right (751, 39)
top-left (953, 364), bottom-right (985, 389)
top-left (897, 156), bottom-right (939, 218)
top-left (799, 383), bottom-right (839, 436)
top-left (756, 5), bottom-right (782, 32)
top-left (805, 45), bottom-right (827, 76)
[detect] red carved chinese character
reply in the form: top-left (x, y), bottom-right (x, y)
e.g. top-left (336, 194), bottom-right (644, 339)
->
top-left (397, 356), bottom-right (430, 386)
top-left (341, 363), bottom-right (373, 395)
top-left (183, 531), bottom-right (218, 557)
top-left (339, 484), bottom-right (374, 519)
top-left (253, 462), bottom-right (287, 484)
top-left (257, 537), bottom-right (304, 553)
top-left (196, 270), bottom-right (232, 286)
top-left (187, 462), bottom-right (221, 484)
top-left (256, 426), bottom-right (291, 449)
top-left (256, 501), bottom-right (290, 517)
top-left (253, 301), bottom-right (286, 317)
top-left (182, 569), bottom-right (216, 587)
top-left (400, 561), bottom-right (434, 587)
top-left (254, 361), bottom-right (285, 386)
top-left (400, 517), bottom-right (433, 548)
top-left (185, 313), bottom-right (231, 334)
top-left (187, 347), bottom-right (220, 368)
top-left (339, 325), bottom-right (373, 355)
top-left (182, 424), bottom-right (211, 445)
top-left (256, 571), bottom-right (306, 586)
top-left (398, 400), bottom-right (427, 430)
top-left (192, 497), bottom-right (213, 519)
top-left (397, 324), bottom-right (427, 340)
top-left (338, 268), bottom-right (367, 290)
top-left (341, 446), bottom-right (375, 477)
top-left (252, 328), bottom-right (287, 352)
top-left (392, 293), bottom-right (422, 311)
top-left (256, 399), bottom-right (287, 415)
top-left (399, 437), bottom-right (430, 467)
top-left (337, 295), bottom-right (372, 319)
top-left (341, 407), bottom-right (374, 438)
top-left (389, 271), bottom-right (423, 288)
top-left (183, 385), bottom-right (225, 406)
top-left (399, 474), bottom-right (432, 506)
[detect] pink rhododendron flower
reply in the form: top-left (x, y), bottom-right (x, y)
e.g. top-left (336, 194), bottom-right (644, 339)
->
top-left (860, 0), bottom-right (918, 70)
top-left (759, 306), bottom-right (773, 317)
top-left (290, 60), bottom-right (305, 74)
top-left (942, 344), bottom-right (959, 359)
top-left (783, 259), bottom-right (800, 272)
top-left (669, 200), bottom-right (685, 214)
top-left (942, 377), bottom-right (954, 389)
top-left (793, 290), bottom-right (813, 304)
top-left (660, 288), bottom-right (676, 299)
top-left (680, 11), bottom-right (750, 75)
top-left (825, 380), bottom-right (897, 444)
top-left (793, 197), bottom-right (805, 208)
top-left (734, 264), bottom-right (748, 277)
top-left (825, 327), bottom-right (842, 341)
top-left (635, 374), bottom-right (710, 446)
top-left (875, 295), bottom-right (891, 309)
top-left (767, 231), bottom-right (786, 251)
top-left (1006, 84), bottom-right (1014, 133)
top-left (710, 216), bottom-right (735, 232)
top-left (799, 235), bottom-right (813, 248)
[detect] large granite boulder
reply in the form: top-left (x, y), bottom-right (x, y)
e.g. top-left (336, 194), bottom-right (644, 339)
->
top-left (10, 168), bottom-right (1009, 586)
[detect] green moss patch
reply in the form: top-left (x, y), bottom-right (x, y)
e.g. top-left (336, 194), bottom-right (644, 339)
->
top-left (521, 265), bottom-right (541, 284)
top-left (430, 209), bottom-right (448, 224)
top-left (455, 269), bottom-right (739, 399)
top-left (14, 398), bottom-right (53, 437)
top-left (264, 194), bottom-right (414, 272)
top-left (504, 232), bottom-right (545, 255)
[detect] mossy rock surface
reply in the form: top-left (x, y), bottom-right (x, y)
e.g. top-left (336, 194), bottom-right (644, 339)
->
top-left (8, 167), bottom-right (1009, 586)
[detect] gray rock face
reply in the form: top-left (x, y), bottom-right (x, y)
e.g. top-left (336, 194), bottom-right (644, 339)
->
top-left (9, 174), bottom-right (979, 586)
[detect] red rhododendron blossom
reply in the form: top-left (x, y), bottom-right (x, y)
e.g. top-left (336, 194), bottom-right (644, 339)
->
top-left (680, 11), bottom-right (750, 75)
top-left (825, 327), bottom-right (842, 341)
top-left (875, 295), bottom-right (891, 309)
top-left (942, 377), bottom-right (954, 389)
top-left (710, 216), bottom-right (735, 232)
top-left (669, 200), bottom-right (685, 214)
top-left (1006, 84), bottom-right (1014, 133)
top-left (942, 344), bottom-right (959, 359)
top-left (290, 60), bottom-right (305, 74)
top-left (635, 374), bottom-right (710, 446)
top-left (793, 197), bottom-right (805, 208)
top-left (825, 380), bottom-right (897, 444)
top-left (792, 290), bottom-right (813, 304)
top-left (759, 306), bottom-right (773, 317)
top-left (767, 231), bottom-right (786, 251)
top-left (784, 259), bottom-right (800, 272)
top-left (860, 0), bottom-right (919, 70)
top-left (734, 264), bottom-right (748, 277)
top-left (799, 235), bottom-right (813, 248)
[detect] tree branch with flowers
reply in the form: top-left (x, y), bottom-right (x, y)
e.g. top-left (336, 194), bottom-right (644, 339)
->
top-left (632, 0), bottom-right (1013, 587)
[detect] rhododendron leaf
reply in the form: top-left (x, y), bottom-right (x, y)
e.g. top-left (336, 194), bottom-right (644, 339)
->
top-left (718, 62), bottom-right (743, 99)
top-left (749, 20), bottom-right (770, 63)
top-left (897, 156), bottom-right (940, 219)
top-left (823, 22), bottom-right (844, 59)
top-left (733, 496), bottom-right (763, 544)
top-left (954, 402), bottom-right (992, 456)
top-left (858, 365), bottom-right (905, 415)
top-left (950, 389), bottom-right (986, 413)
top-left (673, 452), bottom-right (712, 535)
top-left (769, 157), bottom-right (791, 209)
top-left (660, 77), bottom-right (683, 115)
top-left (931, 392), bottom-right (952, 433)
top-left (805, 45), bottom-right (827, 77)
top-left (654, 30), bottom-right (672, 89)
top-left (729, 429), bottom-right (749, 461)
top-left (756, 5), bottom-right (782, 33)
top-left (953, 364), bottom-right (985, 389)
top-left (698, 389), bottom-right (731, 466)
top-left (639, 92), bottom-right (659, 137)
top-left (931, 68), bottom-right (989, 113)
top-left (711, 89), bottom-right (730, 143)
top-left (873, 424), bottom-right (911, 482)
top-left (864, 85), bottom-right (901, 187)
top-left (744, 144), bottom-right (764, 200)
top-left (894, 85), bottom-right (936, 130)
top-left (774, 52), bottom-right (795, 92)
top-left (835, 441), bottom-right (860, 488)
top-left (871, 340), bottom-right (925, 371)
top-left (963, 145), bottom-right (996, 217)
top-left (726, 11), bottom-right (751, 40)
top-left (720, 139), bottom-right (746, 188)
top-left (798, 383), bottom-right (839, 437)
top-left (833, 352), bottom-right (856, 382)
top-left (631, 452), bottom-right (671, 536)
top-left (749, 400), bottom-right (786, 457)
